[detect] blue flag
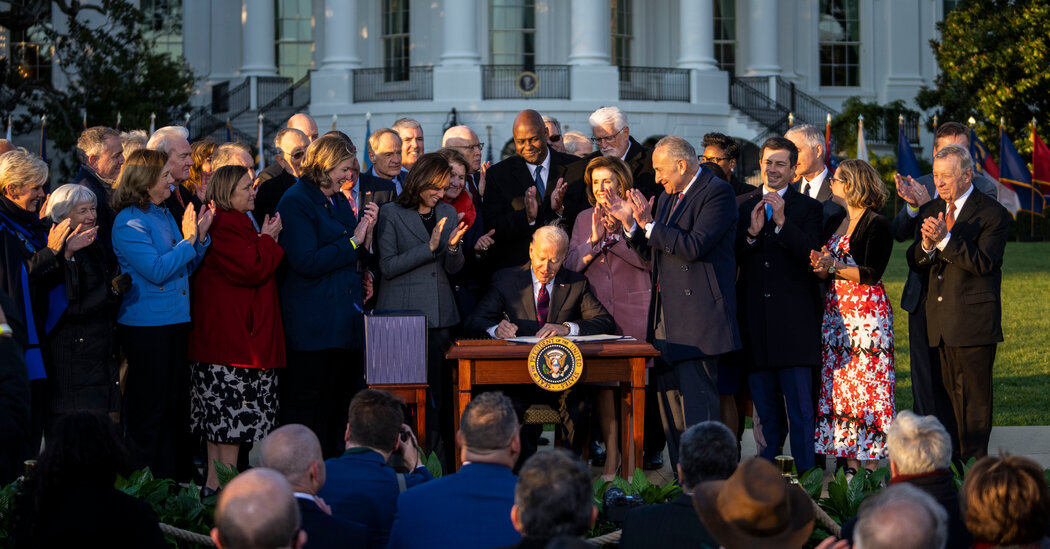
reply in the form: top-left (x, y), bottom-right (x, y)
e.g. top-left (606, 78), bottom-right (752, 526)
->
top-left (364, 117), bottom-right (373, 173)
top-left (896, 125), bottom-right (920, 178)
top-left (225, 120), bottom-right (232, 143)
top-left (1000, 127), bottom-right (1044, 215)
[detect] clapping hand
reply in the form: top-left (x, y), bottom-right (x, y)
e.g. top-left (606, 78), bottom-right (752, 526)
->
top-left (589, 207), bottom-right (606, 246)
top-left (920, 212), bottom-right (948, 250)
top-left (748, 200), bottom-right (767, 237)
top-left (181, 203), bottom-right (198, 242)
top-left (809, 246), bottom-right (833, 276)
top-left (895, 174), bottom-right (930, 207)
top-left (362, 271), bottom-right (375, 302)
top-left (448, 220), bottom-right (469, 250)
top-left (761, 192), bottom-right (785, 226)
top-left (478, 161), bottom-right (491, 197)
top-left (627, 189), bottom-right (654, 227)
top-left (354, 202), bottom-right (379, 244)
top-left (428, 217), bottom-right (448, 252)
top-left (524, 186), bottom-right (539, 223)
top-left (604, 193), bottom-right (635, 228)
top-left (261, 212), bottom-right (282, 241)
top-left (196, 200), bottom-right (216, 243)
top-left (64, 223), bottom-right (98, 258)
top-left (474, 229), bottom-right (495, 253)
top-left (550, 178), bottom-right (568, 215)
top-left (47, 218), bottom-right (72, 254)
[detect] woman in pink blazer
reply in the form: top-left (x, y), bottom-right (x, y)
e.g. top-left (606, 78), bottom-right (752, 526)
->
top-left (565, 156), bottom-right (652, 480)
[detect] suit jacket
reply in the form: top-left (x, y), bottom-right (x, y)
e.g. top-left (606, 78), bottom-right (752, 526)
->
top-left (296, 496), bottom-right (370, 549)
top-left (254, 161), bottom-right (286, 185)
top-left (906, 189), bottom-right (1010, 347)
top-left (626, 166), bottom-right (740, 361)
top-left (374, 201), bottom-right (464, 328)
top-left (481, 149), bottom-right (584, 268)
top-left (565, 137), bottom-right (660, 199)
top-left (734, 187), bottom-right (824, 368)
top-left (276, 178), bottom-right (365, 351)
top-left (388, 462), bottom-right (521, 549)
top-left (358, 172), bottom-right (398, 218)
top-left (619, 493), bottom-right (719, 549)
top-left (252, 169), bottom-right (296, 226)
top-left (464, 264), bottom-right (614, 338)
top-left (318, 448), bottom-right (433, 549)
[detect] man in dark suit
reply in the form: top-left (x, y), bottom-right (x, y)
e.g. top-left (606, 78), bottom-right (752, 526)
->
top-left (482, 110), bottom-right (583, 269)
top-left (735, 137), bottom-right (823, 473)
top-left (563, 106), bottom-right (659, 199)
top-left (443, 124), bottom-right (489, 210)
top-left (389, 392), bottom-right (522, 549)
top-left (892, 122), bottom-right (998, 439)
top-left (254, 128), bottom-right (308, 225)
top-left (358, 127), bottom-right (402, 215)
top-left (318, 389), bottom-right (433, 549)
top-left (610, 136), bottom-right (740, 469)
top-left (261, 424), bottom-right (370, 549)
top-left (786, 124), bottom-right (846, 233)
top-left (702, 132), bottom-right (753, 196)
top-left (619, 421), bottom-right (738, 549)
top-left (906, 144), bottom-right (1010, 461)
top-left (73, 126), bottom-right (123, 261)
top-left (497, 450), bottom-right (596, 549)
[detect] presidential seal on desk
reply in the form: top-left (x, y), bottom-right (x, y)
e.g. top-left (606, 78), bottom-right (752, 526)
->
top-left (527, 337), bottom-right (583, 391)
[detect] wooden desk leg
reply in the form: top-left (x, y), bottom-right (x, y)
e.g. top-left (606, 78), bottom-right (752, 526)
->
top-left (453, 358), bottom-right (472, 472)
top-left (620, 383), bottom-right (631, 477)
top-left (630, 357), bottom-right (645, 478)
top-left (415, 387), bottom-right (427, 453)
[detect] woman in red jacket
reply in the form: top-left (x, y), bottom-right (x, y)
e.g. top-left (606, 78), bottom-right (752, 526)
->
top-left (188, 165), bottom-right (284, 493)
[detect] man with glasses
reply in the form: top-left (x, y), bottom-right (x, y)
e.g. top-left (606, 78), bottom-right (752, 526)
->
top-left (442, 125), bottom-right (489, 205)
top-left (701, 132), bottom-right (753, 196)
top-left (257, 113), bottom-right (320, 185)
top-left (254, 128), bottom-right (309, 225)
top-left (563, 107), bottom-right (658, 200)
top-left (543, 115), bottom-right (566, 154)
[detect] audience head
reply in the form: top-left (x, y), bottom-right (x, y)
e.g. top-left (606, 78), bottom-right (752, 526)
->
top-left (395, 152), bottom-right (451, 211)
top-left (147, 126), bottom-right (192, 183)
top-left (652, 136), bottom-right (699, 195)
top-left (584, 156), bottom-right (632, 208)
top-left (275, 128), bottom-right (310, 178)
top-left (678, 421), bottom-right (738, 490)
top-left (458, 392), bottom-right (520, 467)
top-left (832, 158), bottom-right (888, 211)
top-left (512, 110), bottom-right (550, 165)
top-left (962, 455), bottom-right (1050, 547)
top-left (854, 483), bottom-right (948, 549)
top-left (393, 118), bottom-right (424, 170)
top-left (530, 224), bottom-right (569, 284)
top-left (211, 468), bottom-right (305, 549)
top-left (784, 124), bottom-right (825, 179)
top-left (286, 113), bottom-right (318, 142)
top-left (260, 424), bottom-right (327, 496)
top-left (435, 147), bottom-right (469, 201)
top-left (932, 143), bottom-right (974, 203)
top-left (701, 132), bottom-right (741, 179)
top-left (111, 148), bottom-right (170, 211)
top-left (300, 135), bottom-right (356, 196)
top-left (0, 147), bottom-right (48, 213)
top-left (700, 161), bottom-right (727, 181)
top-left (933, 121), bottom-right (971, 154)
top-left (322, 131), bottom-right (359, 191)
top-left (120, 129), bottom-right (148, 160)
top-left (759, 137), bottom-right (799, 191)
top-left (562, 131), bottom-right (593, 158)
top-left (345, 389), bottom-right (405, 455)
top-left (45, 183), bottom-right (97, 231)
top-left (77, 126), bottom-right (124, 180)
top-left (441, 125), bottom-right (483, 173)
top-left (206, 165), bottom-right (254, 213)
top-left (693, 457), bottom-right (815, 549)
top-left (885, 410), bottom-right (952, 476)
top-left (187, 139), bottom-right (218, 196)
top-left (589, 106), bottom-right (631, 159)
top-left (368, 128), bottom-right (403, 180)
top-left (211, 142), bottom-right (255, 179)
top-left (33, 410), bottom-right (130, 492)
top-left (0, 139), bottom-right (14, 156)
top-left (512, 449), bottom-right (596, 540)
top-left (542, 115), bottom-right (565, 153)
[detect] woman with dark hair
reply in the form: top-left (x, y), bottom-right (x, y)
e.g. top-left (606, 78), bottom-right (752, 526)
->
top-left (374, 152), bottom-right (468, 456)
top-left (276, 134), bottom-right (379, 458)
top-left (14, 410), bottom-right (167, 548)
top-left (565, 156), bottom-right (651, 480)
top-left (188, 165), bottom-right (284, 494)
top-left (111, 148), bottom-right (213, 480)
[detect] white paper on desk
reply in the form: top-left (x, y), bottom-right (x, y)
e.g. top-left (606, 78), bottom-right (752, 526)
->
top-left (505, 334), bottom-right (635, 344)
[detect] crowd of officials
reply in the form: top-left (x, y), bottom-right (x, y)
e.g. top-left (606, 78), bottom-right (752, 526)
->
top-left (0, 104), bottom-right (1022, 548)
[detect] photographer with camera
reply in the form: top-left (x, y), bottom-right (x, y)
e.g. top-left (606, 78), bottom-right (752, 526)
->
top-left (317, 389), bottom-right (432, 549)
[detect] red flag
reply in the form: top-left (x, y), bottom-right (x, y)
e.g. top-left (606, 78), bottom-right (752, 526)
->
top-left (1032, 128), bottom-right (1050, 196)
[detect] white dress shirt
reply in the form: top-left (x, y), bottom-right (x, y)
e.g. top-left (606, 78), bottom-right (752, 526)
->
top-left (800, 167), bottom-right (829, 200)
top-left (486, 269), bottom-right (580, 337)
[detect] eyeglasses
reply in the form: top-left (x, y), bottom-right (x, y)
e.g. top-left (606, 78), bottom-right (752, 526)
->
top-left (700, 155), bottom-right (731, 163)
top-left (456, 143), bottom-right (485, 152)
top-left (289, 151), bottom-right (305, 160)
top-left (828, 177), bottom-right (847, 184)
top-left (549, 134), bottom-right (562, 143)
top-left (591, 127), bottom-right (626, 145)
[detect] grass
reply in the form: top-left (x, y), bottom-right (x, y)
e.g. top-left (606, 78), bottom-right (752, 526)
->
top-left (884, 241), bottom-right (1050, 425)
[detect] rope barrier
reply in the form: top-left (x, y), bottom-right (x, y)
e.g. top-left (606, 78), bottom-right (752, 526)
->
top-left (586, 529), bottom-right (622, 545)
top-left (159, 522), bottom-right (216, 547)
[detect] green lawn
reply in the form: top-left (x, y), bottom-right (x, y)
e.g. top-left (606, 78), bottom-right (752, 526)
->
top-left (884, 241), bottom-right (1050, 425)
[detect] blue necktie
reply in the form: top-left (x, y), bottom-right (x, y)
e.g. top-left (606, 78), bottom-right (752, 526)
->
top-left (534, 165), bottom-right (545, 197)
top-left (765, 203), bottom-right (773, 219)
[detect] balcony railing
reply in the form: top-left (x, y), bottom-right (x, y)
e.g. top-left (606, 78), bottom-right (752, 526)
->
top-left (481, 65), bottom-right (569, 100)
top-left (618, 66), bottom-right (690, 102)
top-left (211, 79), bottom-right (249, 117)
top-left (864, 112), bottom-right (921, 145)
top-left (259, 73), bottom-right (311, 112)
top-left (353, 67), bottom-right (433, 102)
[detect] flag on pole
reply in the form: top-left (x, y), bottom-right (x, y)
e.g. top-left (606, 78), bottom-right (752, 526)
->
top-left (5, 115), bottom-right (11, 141)
top-left (39, 115), bottom-right (47, 163)
top-left (896, 123), bottom-right (921, 179)
top-left (257, 113), bottom-right (266, 174)
top-left (225, 119), bottom-right (232, 143)
top-left (116, 112), bottom-right (121, 132)
top-left (81, 108), bottom-right (87, 130)
top-left (149, 113), bottom-right (156, 136)
top-left (1031, 122), bottom-right (1050, 198)
top-left (856, 115), bottom-right (868, 162)
top-left (1000, 125), bottom-right (1044, 215)
top-left (364, 112), bottom-right (373, 173)
top-left (824, 113), bottom-right (832, 169)
top-left (332, 114), bottom-right (338, 131)
top-left (969, 127), bottom-right (1018, 216)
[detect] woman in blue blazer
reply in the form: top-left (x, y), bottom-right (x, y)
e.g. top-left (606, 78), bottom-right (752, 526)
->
top-left (110, 149), bottom-right (212, 481)
top-left (276, 134), bottom-right (379, 458)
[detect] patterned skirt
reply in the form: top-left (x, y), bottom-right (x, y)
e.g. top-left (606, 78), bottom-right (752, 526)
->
top-left (189, 362), bottom-right (279, 443)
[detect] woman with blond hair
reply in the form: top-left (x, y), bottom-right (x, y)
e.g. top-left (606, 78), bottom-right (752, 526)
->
top-left (809, 158), bottom-right (895, 477)
top-left (111, 148), bottom-right (213, 480)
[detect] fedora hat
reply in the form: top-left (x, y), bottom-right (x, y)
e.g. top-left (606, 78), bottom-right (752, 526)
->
top-left (692, 457), bottom-right (815, 549)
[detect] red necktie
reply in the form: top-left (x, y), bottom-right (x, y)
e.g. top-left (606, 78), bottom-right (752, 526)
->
top-left (946, 202), bottom-right (957, 232)
top-left (536, 285), bottom-right (550, 325)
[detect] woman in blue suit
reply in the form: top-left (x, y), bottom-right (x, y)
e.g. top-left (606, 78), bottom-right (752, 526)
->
top-left (111, 149), bottom-right (212, 480)
top-left (276, 135), bottom-right (379, 458)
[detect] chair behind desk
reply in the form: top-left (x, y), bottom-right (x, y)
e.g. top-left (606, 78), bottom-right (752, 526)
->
top-left (365, 311), bottom-right (428, 449)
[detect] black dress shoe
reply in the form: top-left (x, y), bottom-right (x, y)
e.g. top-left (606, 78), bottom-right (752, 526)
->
top-left (642, 452), bottom-right (663, 470)
top-left (200, 486), bottom-right (219, 500)
top-left (589, 441), bottom-right (606, 467)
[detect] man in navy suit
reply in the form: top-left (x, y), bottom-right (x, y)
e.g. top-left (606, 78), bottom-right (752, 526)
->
top-left (611, 136), bottom-right (740, 469)
top-left (318, 389), bottom-right (433, 549)
top-left (261, 424), bottom-right (369, 549)
top-left (389, 392), bottom-right (522, 549)
top-left (358, 127), bottom-right (403, 213)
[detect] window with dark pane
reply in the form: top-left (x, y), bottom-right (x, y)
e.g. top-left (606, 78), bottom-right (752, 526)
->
top-left (276, 0), bottom-right (314, 82)
top-left (713, 0), bottom-right (736, 74)
top-left (818, 0), bottom-right (859, 86)
top-left (3, 26), bottom-right (52, 83)
top-left (142, 0), bottom-right (183, 59)
top-left (611, 0), bottom-right (632, 74)
top-left (490, 0), bottom-right (535, 70)
top-left (382, 0), bottom-right (410, 81)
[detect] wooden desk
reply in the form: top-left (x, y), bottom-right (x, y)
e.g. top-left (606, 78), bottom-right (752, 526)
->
top-left (369, 383), bottom-right (427, 451)
top-left (446, 339), bottom-right (659, 471)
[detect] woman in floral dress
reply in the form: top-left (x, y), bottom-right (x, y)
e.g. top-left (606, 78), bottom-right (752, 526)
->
top-left (809, 159), bottom-right (895, 476)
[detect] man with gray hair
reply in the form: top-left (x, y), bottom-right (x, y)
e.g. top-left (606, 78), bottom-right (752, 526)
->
top-left (254, 128), bottom-right (308, 224)
top-left (260, 425), bottom-right (368, 549)
top-left (388, 392), bottom-right (522, 549)
top-left (210, 468), bottom-right (307, 549)
top-left (442, 124), bottom-right (488, 201)
top-left (620, 421), bottom-right (738, 548)
top-left (504, 449), bottom-right (596, 548)
top-left (609, 135), bottom-right (739, 469)
top-left (566, 106), bottom-right (658, 199)
top-left (785, 124), bottom-right (830, 201)
top-left (147, 125), bottom-right (196, 224)
top-left (542, 115), bottom-right (565, 153)
top-left (393, 117), bottom-right (423, 172)
top-left (73, 126), bottom-right (123, 259)
top-left (257, 113), bottom-right (320, 184)
top-left (853, 483), bottom-right (949, 549)
top-left (211, 142), bottom-right (255, 177)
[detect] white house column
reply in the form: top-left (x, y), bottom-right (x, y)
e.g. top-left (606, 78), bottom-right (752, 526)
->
top-left (182, 0), bottom-right (211, 105)
top-left (679, 0), bottom-right (728, 105)
top-left (746, 0), bottom-right (781, 76)
top-left (240, 0), bottom-right (277, 77)
top-left (883, 0), bottom-right (923, 102)
top-left (312, 0), bottom-right (360, 112)
top-left (434, 0), bottom-right (482, 102)
top-left (568, 0), bottom-right (617, 102)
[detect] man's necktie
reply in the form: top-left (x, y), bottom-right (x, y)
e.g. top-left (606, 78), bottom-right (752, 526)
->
top-left (946, 202), bottom-right (957, 232)
top-left (802, 182), bottom-right (811, 197)
top-left (665, 192), bottom-right (684, 223)
top-left (534, 165), bottom-right (545, 197)
top-left (765, 202), bottom-right (773, 219)
top-left (536, 284), bottom-right (550, 325)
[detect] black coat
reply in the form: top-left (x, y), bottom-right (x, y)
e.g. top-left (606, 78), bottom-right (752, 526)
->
top-left (0, 289), bottom-right (30, 486)
top-left (358, 172), bottom-right (398, 217)
top-left (734, 187), bottom-right (824, 368)
top-left (253, 169), bottom-right (297, 226)
top-left (620, 493), bottom-right (719, 549)
top-left (297, 497), bottom-right (370, 549)
top-left (841, 209), bottom-right (895, 286)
